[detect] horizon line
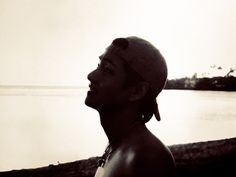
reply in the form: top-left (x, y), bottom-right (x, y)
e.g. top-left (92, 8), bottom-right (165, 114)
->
top-left (0, 85), bottom-right (87, 89)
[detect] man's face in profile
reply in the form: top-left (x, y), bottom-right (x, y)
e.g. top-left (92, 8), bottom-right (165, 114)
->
top-left (85, 50), bottom-right (131, 111)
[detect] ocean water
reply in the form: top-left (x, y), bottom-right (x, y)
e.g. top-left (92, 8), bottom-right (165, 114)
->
top-left (0, 88), bottom-right (235, 171)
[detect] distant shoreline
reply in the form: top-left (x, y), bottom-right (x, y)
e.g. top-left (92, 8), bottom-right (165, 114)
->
top-left (165, 76), bottom-right (236, 91)
top-left (1, 76), bottom-right (236, 92)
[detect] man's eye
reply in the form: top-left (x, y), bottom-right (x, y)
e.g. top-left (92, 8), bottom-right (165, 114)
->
top-left (101, 65), bottom-right (112, 73)
top-left (97, 63), bottom-right (113, 74)
top-left (104, 67), bottom-right (112, 73)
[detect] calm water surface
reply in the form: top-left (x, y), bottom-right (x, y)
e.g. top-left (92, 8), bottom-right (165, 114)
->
top-left (0, 88), bottom-right (235, 171)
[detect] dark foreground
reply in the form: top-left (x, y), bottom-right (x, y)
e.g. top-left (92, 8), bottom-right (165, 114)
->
top-left (0, 137), bottom-right (235, 177)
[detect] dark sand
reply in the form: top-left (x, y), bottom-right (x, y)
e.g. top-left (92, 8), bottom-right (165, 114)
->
top-left (0, 137), bottom-right (235, 177)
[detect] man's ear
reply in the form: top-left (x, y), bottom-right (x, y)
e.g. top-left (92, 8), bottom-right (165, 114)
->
top-left (129, 82), bottom-right (149, 101)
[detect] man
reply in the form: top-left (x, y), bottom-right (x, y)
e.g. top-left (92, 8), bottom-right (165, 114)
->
top-left (85, 36), bottom-right (175, 177)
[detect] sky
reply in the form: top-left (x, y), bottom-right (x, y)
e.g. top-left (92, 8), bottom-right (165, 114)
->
top-left (0, 0), bottom-right (236, 86)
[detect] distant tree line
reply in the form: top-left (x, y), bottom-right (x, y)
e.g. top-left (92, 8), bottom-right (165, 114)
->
top-left (165, 76), bottom-right (236, 91)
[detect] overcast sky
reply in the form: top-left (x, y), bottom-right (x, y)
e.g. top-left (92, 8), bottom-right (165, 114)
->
top-left (0, 0), bottom-right (236, 86)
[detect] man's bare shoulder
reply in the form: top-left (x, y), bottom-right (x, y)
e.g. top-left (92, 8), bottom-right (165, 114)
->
top-left (134, 133), bottom-right (175, 176)
top-left (104, 126), bottom-right (175, 177)
top-left (118, 127), bottom-right (176, 177)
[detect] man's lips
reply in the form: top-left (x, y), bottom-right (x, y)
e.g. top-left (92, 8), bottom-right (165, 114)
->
top-left (88, 84), bottom-right (98, 95)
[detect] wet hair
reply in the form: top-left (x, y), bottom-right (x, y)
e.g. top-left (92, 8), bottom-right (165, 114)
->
top-left (112, 38), bottom-right (155, 123)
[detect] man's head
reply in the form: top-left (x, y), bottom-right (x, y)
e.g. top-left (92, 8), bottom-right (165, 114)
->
top-left (85, 36), bottom-right (167, 123)
top-left (107, 37), bottom-right (168, 122)
top-left (109, 37), bottom-right (168, 97)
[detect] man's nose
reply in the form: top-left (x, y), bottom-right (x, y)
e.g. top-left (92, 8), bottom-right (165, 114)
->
top-left (87, 69), bottom-right (97, 83)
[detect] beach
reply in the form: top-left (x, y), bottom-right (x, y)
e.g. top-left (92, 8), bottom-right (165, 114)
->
top-left (1, 137), bottom-right (235, 177)
top-left (1, 89), bottom-right (236, 171)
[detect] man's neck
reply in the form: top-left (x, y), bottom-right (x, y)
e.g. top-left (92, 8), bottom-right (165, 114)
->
top-left (99, 108), bottom-right (143, 144)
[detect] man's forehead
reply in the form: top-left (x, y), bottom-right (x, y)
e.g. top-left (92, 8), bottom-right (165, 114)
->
top-left (99, 46), bottom-right (123, 63)
top-left (99, 55), bottom-right (115, 65)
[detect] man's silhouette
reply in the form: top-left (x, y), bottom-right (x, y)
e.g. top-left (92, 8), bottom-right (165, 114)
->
top-left (85, 36), bottom-right (175, 177)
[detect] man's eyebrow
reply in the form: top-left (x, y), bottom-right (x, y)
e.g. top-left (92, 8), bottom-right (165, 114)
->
top-left (99, 55), bottom-right (116, 66)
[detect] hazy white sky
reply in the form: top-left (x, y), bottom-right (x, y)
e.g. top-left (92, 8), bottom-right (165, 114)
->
top-left (0, 0), bottom-right (236, 86)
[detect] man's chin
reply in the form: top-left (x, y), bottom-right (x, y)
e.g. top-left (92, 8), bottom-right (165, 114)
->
top-left (84, 97), bottom-right (97, 109)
